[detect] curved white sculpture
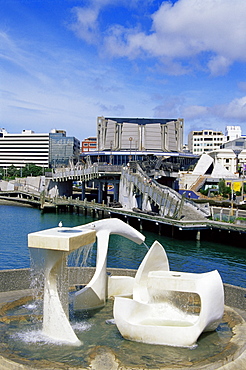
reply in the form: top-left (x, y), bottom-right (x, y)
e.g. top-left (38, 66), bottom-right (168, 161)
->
top-left (114, 269), bottom-right (224, 347)
top-left (73, 218), bottom-right (145, 311)
top-left (133, 240), bottom-right (169, 303)
top-left (28, 227), bottom-right (96, 345)
top-left (28, 219), bottom-right (224, 348)
top-left (107, 240), bottom-right (169, 299)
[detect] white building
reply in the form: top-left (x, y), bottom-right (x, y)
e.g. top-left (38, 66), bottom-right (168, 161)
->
top-left (0, 128), bottom-right (80, 168)
top-left (188, 129), bottom-right (225, 154)
top-left (0, 129), bottom-right (49, 168)
top-left (225, 126), bottom-right (242, 142)
top-left (208, 149), bottom-right (238, 174)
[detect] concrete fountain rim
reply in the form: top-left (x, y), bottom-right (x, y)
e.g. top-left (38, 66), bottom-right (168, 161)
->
top-left (0, 268), bottom-right (245, 370)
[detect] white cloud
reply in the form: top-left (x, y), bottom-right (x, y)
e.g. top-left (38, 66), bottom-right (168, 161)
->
top-left (69, 0), bottom-right (147, 46)
top-left (214, 96), bottom-right (246, 121)
top-left (153, 95), bottom-right (185, 117)
top-left (207, 56), bottom-right (232, 77)
top-left (71, 0), bottom-right (246, 75)
top-left (182, 105), bottom-right (209, 119)
top-left (70, 7), bottom-right (100, 44)
top-left (153, 94), bottom-right (246, 128)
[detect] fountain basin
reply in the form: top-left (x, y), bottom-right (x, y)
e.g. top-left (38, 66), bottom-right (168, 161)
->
top-left (0, 287), bottom-right (245, 370)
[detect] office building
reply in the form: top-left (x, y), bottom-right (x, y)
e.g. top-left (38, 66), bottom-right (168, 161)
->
top-left (81, 137), bottom-right (97, 152)
top-left (0, 128), bottom-right (80, 168)
top-left (188, 129), bottom-right (225, 154)
top-left (0, 129), bottom-right (49, 168)
top-left (49, 130), bottom-right (80, 168)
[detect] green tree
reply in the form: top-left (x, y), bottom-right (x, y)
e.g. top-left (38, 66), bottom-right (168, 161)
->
top-left (218, 179), bottom-right (231, 198)
top-left (22, 164), bottom-right (44, 177)
top-left (5, 165), bottom-right (19, 179)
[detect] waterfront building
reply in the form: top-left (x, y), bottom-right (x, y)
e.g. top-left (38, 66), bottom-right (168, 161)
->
top-left (81, 137), bottom-right (97, 152)
top-left (49, 130), bottom-right (80, 168)
top-left (188, 129), bottom-right (225, 154)
top-left (97, 117), bottom-right (184, 153)
top-left (0, 128), bottom-right (80, 168)
top-left (0, 128), bottom-right (49, 168)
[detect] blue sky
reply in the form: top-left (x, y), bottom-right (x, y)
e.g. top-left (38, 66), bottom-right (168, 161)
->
top-left (1, 0), bottom-right (246, 143)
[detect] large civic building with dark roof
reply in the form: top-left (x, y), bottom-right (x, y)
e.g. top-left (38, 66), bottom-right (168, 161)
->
top-left (97, 117), bottom-right (184, 153)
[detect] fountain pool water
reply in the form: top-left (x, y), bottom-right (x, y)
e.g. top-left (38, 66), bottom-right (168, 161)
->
top-left (0, 293), bottom-right (243, 370)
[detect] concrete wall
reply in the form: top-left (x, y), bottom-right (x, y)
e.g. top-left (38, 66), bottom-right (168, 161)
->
top-left (46, 179), bottom-right (73, 197)
top-left (0, 268), bottom-right (245, 312)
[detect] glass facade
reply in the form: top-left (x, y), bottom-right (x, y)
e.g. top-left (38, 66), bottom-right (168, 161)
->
top-left (49, 132), bottom-right (80, 168)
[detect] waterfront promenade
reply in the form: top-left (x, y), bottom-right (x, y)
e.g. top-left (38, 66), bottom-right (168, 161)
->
top-left (1, 189), bottom-right (246, 245)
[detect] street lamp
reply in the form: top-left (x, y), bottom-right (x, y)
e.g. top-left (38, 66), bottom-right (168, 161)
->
top-left (110, 141), bottom-right (113, 165)
top-left (241, 163), bottom-right (246, 201)
top-left (129, 137), bottom-right (133, 161)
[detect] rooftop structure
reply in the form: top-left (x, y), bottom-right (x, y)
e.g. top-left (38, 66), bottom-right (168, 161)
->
top-left (225, 126), bottom-right (242, 142)
top-left (221, 137), bottom-right (246, 152)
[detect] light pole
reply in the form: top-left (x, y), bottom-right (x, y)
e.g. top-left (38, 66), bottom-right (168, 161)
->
top-left (129, 137), bottom-right (133, 161)
top-left (110, 141), bottom-right (113, 165)
top-left (242, 163), bottom-right (246, 201)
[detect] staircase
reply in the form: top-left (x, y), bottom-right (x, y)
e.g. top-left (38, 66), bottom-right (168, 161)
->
top-left (190, 175), bottom-right (207, 192)
top-left (119, 165), bottom-right (210, 220)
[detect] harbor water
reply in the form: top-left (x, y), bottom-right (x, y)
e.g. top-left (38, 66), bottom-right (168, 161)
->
top-left (0, 204), bottom-right (246, 288)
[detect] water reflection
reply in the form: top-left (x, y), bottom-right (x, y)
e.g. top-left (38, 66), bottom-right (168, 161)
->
top-left (1, 205), bottom-right (246, 288)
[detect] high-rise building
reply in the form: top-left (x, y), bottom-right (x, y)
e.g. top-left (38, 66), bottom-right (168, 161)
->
top-left (0, 128), bottom-right (80, 168)
top-left (49, 130), bottom-right (80, 168)
top-left (0, 129), bottom-right (49, 168)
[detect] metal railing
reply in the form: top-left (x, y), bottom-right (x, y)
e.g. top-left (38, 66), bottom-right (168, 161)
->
top-left (121, 164), bottom-right (210, 218)
top-left (45, 164), bottom-right (122, 181)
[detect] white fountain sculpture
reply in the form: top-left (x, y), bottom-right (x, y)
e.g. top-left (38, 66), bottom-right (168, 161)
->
top-left (113, 241), bottom-right (225, 347)
top-left (73, 218), bottom-right (145, 311)
top-left (28, 226), bottom-right (96, 345)
top-left (28, 218), bottom-right (224, 348)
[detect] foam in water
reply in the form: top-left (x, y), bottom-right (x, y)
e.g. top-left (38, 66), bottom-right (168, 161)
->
top-left (12, 320), bottom-right (92, 345)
